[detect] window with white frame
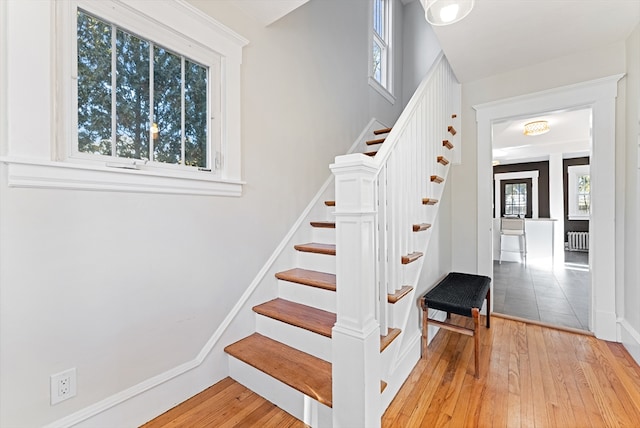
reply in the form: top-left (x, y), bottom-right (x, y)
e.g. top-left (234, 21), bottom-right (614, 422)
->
top-left (568, 165), bottom-right (590, 220)
top-left (0, 0), bottom-right (248, 196)
top-left (370, 0), bottom-right (394, 102)
top-left (76, 10), bottom-right (213, 170)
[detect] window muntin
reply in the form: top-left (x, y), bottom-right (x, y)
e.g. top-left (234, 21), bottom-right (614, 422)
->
top-left (76, 10), bottom-right (210, 170)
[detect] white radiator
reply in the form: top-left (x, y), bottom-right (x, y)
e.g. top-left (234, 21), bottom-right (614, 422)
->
top-left (568, 231), bottom-right (589, 251)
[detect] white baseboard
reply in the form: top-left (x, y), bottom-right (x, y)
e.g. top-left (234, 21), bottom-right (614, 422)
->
top-left (619, 319), bottom-right (640, 366)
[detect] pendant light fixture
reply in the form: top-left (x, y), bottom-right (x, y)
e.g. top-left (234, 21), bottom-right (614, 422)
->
top-left (420, 0), bottom-right (475, 26)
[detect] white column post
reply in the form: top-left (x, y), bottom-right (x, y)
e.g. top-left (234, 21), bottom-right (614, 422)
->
top-left (548, 153), bottom-right (565, 265)
top-left (330, 153), bottom-right (381, 428)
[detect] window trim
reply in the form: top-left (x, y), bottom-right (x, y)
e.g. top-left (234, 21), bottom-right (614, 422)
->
top-left (494, 171), bottom-right (539, 219)
top-left (368, 0), bottom-right (395, 104)
top-left (501, 179), bottom-right (533, 218)
top-left (2, 0), bottom-right (247, 197)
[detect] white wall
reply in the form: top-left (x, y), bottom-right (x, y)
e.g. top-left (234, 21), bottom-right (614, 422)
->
top-left (0, 0), bottom-right (410, 426)
top-left (622, 24), bottom-right (640, 363)
top-left (401, 0), bottom-right (442, 107)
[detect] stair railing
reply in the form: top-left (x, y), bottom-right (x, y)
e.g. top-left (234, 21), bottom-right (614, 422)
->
top-left (330, 53), bottom-right (460, 427)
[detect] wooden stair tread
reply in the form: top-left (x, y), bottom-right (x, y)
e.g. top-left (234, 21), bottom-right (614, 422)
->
top-left (401, 252), bottom-right (423, 264)
top-left (388, 286), bottom-right (413, 304)
top-left (437, 155), bottom-right (450, 165)
top-left (224, 333), bottom-right (333, 408)
top-left (366, 137), bottom-right (386, 145)
top-left (294, 242), bottom-right (336, 255)
top-left (310, 221), bottom-right (335, 228)
top-left (413, 223), bottom-right (432, 232)
top-left (364, 151), bottom-right (377, 157)
top-left (275, 268), bottom-right (336, 291)
top-left (254, 298), bottom-right (335, 337)
top-left (324, 200), bottom-right (335, 207)
top-left (448, 125), bottom-right (457, 136)
top-left (430, 175), bottom-right (444, 183)
top-left (422, 198), bottom-right (439, 205)
top-left (373, 127), bottom-right (392, 135)
top-left (253, 298), bottom-right (399, 352)
top-left (380, 328), bottom-right (402, 352)
top-left (442, 140), bottom-right (454, 150)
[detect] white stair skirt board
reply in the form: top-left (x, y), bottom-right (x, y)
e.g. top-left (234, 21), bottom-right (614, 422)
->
top-left (228, 357), bottom-right (333, 427)
top-left (311, 227), bottom-right (336, 244)
top-left (255, 315), bottom-right (332, 362)
top-left (278, 279), bottom-right (336, 313)
top-left (296, 252), bottom-right (336, 275)
top-left (381, 331), bottom-right (421, 411)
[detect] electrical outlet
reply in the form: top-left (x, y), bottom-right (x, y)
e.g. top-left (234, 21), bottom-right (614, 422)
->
top-left (50, 368), bottom-right (76, 405)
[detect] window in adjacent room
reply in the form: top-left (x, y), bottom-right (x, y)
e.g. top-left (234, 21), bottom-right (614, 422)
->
top-left (501, 179), bottom-right (533, 218)
top-left (568, 165), bottom-right (591, 220)
top-left (370, 0), bottom-right (394, 103)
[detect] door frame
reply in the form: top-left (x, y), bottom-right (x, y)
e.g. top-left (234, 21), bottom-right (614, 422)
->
top-left (474, 74), bottom-right (623, 341)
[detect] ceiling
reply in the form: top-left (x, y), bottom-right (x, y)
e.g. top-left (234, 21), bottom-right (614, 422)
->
top-left (427, 0), bottom-right (638, 163)
top-left (430, 0), bottom-right (640, 84)
top-left (492, 109), bottom-right (591, 164)
top-left (231, 0), bottom-right (638, 162)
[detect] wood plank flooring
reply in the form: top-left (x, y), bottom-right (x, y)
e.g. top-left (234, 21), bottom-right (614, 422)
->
top-left (142, 316), bottom-right (640, 427)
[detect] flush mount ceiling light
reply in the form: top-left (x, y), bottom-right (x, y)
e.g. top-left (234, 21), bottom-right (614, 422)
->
top-left (523, 120), bottom-right (550, 136)
top-left (420, 0), bottom-right (475, 26)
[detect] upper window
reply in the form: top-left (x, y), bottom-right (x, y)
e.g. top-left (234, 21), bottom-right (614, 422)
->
top-left (370, 0), bottom-right (394, 103)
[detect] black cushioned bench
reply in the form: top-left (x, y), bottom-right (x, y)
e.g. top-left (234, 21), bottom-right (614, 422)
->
top-left (421, 272), bottom-right (491, 378)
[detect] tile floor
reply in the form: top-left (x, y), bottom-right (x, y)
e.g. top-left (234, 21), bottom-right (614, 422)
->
top-left (492, 251), bottom-right (590, 330)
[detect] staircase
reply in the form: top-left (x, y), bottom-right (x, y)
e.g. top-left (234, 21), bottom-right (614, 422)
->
top-left (224, 53), bottom-right (460, 427)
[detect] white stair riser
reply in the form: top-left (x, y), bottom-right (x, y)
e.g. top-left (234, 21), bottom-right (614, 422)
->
top-left (387, 294), bottom-right (413, 327)
top-left (228, 357), bottom-right (333, 427)
top-left (255, 314), bottom-right (332, 362)
top-left (296, 252), bottom-right (336, 274)
top-left (312, 227), bottom-right (335, 244)
top-left (278, 280), bottom-right (336, 313)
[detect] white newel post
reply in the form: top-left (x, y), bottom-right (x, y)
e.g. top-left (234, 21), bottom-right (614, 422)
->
top-left (330, 154), bottom-right (381, 428)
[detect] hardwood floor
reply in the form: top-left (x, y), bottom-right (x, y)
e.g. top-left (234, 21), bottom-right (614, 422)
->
top-left (143, 316), bottom-right (640, 427)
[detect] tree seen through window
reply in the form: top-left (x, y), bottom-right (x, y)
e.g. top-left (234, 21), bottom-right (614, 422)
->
top-left (77, 10), bottom-right (208, 168)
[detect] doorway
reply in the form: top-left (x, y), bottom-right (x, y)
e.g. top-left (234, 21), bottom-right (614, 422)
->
top-left (489, 109), bottom-right (591, 330)
top-left (474, 74), bottom-right (623, 340)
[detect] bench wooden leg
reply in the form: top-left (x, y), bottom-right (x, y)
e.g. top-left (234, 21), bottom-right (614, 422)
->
top-left (422, 303), bottom-right (429, 358)
top-left (486, 287), bottom-right (491, 328)
top-left (472, 307), bottom-right (480, 378)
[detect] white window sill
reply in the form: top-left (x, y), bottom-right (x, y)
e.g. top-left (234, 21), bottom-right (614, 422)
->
top-left (368, 76), bottom-right (396, 105)
top-left (568, 215), bottom-right (590, 221)
top-left (1, 157), bottom-right (244, 196)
